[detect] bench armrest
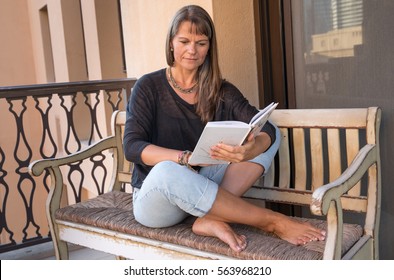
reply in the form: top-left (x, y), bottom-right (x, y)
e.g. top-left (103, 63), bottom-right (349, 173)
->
top-left (29, 136), bottom-right (117, 177)
top-left (28, 133), bottom-right (117, 261)
top-left (311, 144), bottom-right (377, 215)
top-left (310, 144), bottom-right (378, 259)
top-left (29, 135), bottom-right (116, 222)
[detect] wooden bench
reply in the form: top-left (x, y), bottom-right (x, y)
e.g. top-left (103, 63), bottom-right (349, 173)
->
top-left (29, 107), bottom-right (381, 260)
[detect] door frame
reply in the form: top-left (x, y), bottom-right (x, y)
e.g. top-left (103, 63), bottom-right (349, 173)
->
top-left (257, 0), bottom-right (296, 109)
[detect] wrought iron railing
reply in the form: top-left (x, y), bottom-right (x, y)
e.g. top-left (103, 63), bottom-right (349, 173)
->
top-left (0, 78), bottom-right (136, 253)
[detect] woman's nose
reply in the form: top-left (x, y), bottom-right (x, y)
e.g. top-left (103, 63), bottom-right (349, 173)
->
top-left (187, 43), bottom-right (196, 54)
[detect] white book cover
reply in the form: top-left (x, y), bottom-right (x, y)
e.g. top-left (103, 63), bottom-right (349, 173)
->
top-left (188, 102), bottom-right (278, 165)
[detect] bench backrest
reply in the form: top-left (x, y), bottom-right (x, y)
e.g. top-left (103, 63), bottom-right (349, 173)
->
top-left (111, 108), bottom-right (381, 213)
top-left (250, 107), bottom-right (381, 213)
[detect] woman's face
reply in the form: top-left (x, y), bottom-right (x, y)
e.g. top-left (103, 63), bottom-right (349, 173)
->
top-left (171, 21), bottom-right (210, 71)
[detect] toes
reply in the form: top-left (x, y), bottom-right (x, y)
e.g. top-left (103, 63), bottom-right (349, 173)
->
top-left (311, 226), bottom-right (326, 240)
top-left (296, 231), bottom-right (323, 245)
top-left (310, 230), bottom-right (326, 241)
top-left (230, 234), bottom-right (248, 252)
top-left (319, 230), bottom-right (326, 240)
top-left (306, 226), bottom-right (326, 241)
top-left (237, 234), bottom-right (247, 250)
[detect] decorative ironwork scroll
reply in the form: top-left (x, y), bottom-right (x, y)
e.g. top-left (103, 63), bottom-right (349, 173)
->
top-left (0, 79), bottom-right (135, 253)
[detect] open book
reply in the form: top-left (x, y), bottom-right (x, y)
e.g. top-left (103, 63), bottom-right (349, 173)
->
top-left (188, 102), bottom-right (278, 165)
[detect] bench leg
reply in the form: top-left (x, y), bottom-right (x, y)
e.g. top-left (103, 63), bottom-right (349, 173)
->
top-left (53, 238), bottom-right (69, 260)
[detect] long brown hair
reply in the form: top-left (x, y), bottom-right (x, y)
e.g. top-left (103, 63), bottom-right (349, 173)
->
top-left (165, 5), bottom-right (222, 123)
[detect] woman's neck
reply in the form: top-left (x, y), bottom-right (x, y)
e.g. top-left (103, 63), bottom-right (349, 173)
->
top-left (170, 66), bottom-right (198, 88)
top-left (167, 67), bottom-right (198, 96)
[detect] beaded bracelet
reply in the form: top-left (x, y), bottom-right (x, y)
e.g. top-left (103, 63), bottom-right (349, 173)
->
top-left (177, 150), bottom-right (192, 166)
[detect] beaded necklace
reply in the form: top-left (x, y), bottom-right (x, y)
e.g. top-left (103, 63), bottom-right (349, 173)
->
top-left (167, 67), bottom-right (198, 94)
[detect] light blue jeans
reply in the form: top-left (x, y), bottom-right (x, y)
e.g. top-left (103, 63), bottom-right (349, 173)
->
top-left (133, 123), bottom-right (281, 228)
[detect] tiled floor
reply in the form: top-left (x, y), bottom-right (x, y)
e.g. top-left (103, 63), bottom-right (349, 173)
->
top-left (0, 242), bottom-right (115, 260)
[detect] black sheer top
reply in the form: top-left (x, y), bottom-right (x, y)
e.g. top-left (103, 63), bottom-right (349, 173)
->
top-left (123, 68), bottom-right (276, 188)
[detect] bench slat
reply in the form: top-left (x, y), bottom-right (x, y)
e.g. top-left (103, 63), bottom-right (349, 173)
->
top-left (57, 221), bottom-right (233, 260)
top-left (293, 128), bottom-right (307, 190)
top-left (118, 172), bottom-right (132, 184)
top-left (310, 128), bottom-right (324, 191)
top-left (244, 186), bottom-right (367, 212)
top-left (278, 128), bottom-right (291, 188)
top-left (327, 128), bottom-right (342, 183)
top-left (346, 129), bottom-right (361, 196)
top-left (270, 109), bottom-right (368, 128)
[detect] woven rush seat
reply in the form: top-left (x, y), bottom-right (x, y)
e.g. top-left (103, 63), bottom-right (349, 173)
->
top-left (55, 190), bottom-right (363, 260)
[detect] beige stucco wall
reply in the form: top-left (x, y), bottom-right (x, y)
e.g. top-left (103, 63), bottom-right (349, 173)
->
top-left (213, 0), bottom-right (259, 106)
top-left (81, 0), bottom-right (126, 81)
top-left (27, 0), bottom-right (68, 83)
top-left (0, 0), bottom-right (36, 86)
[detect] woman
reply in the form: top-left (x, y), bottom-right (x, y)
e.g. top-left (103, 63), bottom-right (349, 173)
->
top-left (124, 5), bottom-right (325, 252)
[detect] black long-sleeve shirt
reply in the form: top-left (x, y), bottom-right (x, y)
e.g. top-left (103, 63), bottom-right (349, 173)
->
top-left (123, 68), bottom-right (276, 188)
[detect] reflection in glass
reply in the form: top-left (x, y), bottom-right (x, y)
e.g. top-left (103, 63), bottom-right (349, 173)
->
top-left (296, 0), bottom-right (366, 100)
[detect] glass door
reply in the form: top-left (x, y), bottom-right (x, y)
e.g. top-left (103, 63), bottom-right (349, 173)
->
top-left (281, 0), bottom-right (394, 259)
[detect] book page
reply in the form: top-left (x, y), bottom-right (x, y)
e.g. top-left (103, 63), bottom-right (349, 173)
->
top-left (188, 124), bottom-right (251, 165)
top-left (249, 102), bottom-right (278, 137)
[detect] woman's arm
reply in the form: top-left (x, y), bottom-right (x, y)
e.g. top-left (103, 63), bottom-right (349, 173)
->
top-left (140, 144), bottom-right (181, 166)
top-left (123, 76), bottom-right (156, 164)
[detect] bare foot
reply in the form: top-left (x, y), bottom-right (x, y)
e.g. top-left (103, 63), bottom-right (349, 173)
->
top-left (192, 217), bottom-right (247, 252)
top-left (273, 217), bottom-right (326, 245)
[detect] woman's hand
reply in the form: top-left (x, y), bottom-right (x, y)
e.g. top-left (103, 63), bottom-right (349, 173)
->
top-left (210, 132), bottom-right (270, 163)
